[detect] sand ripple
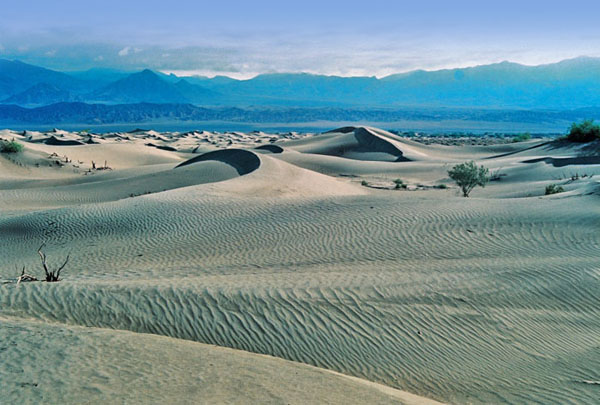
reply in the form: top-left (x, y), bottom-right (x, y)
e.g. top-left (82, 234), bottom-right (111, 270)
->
top-left (1, 192), bottom-right (599, 404)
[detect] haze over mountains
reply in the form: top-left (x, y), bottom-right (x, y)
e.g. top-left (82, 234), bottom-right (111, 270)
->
top-left (2, 57), bottom-right (600, 130)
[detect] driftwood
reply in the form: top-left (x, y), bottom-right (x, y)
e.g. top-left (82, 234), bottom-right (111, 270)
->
top-left (38, 244), bottom-right (69, 282)
top-left (16, 267), bottom-right (38, 285)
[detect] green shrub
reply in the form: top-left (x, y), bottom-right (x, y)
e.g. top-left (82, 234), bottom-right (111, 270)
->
top-left (436, 184), bottom-right (447, 189)
top-left (0, 139), bottom-right (24, 153)
top-left (512, 133), bottom-right (531, 143)
top-left (361, 180), bottom-right (369, 186)
top-left (567, 120), bottom-right (600, 143)
top-left (545, 184), bottom-right (564, 195)
top-left (448, 161), bottom-right (489, 197)
top-left (393, 178), bottom-right (404, 189)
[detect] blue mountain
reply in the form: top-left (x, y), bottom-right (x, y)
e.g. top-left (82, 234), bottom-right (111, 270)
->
top-left (3, 56), bottom-right (600, 109)
top-left (89, 69), bottom-right (192, 104)
top-left (1, 83), bottom-right (75, 106)
top-left (0, 59), bottom-right (82, 99)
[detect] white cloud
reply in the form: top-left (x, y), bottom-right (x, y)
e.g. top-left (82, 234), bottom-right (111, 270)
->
top-left (118, 46), bottom-right (131, 56)
top-left (161, 69), bottom-right (259, 80)
top-left (94, 55), bottom-right (104, 61)
top-left (118, 46), bottom-right (142, 57)
top-left (45, 49), bottom-right (56, 57)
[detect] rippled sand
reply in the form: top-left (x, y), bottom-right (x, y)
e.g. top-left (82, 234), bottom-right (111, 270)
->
top-left (1, 127), bottom-right (599, 404)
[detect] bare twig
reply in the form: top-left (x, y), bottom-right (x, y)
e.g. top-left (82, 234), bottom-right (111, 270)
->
top-left (38, 243), bottom-right (50, 279)
top-left (56, 255), bottom-right (70, 280)
top-left (37, 243), bottom-right (69, 282)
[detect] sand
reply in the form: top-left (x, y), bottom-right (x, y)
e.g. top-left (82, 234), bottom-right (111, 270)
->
top-left (0, 126), bottom-right (599, 404)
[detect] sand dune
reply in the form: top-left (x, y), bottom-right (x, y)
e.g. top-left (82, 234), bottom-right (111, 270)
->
top-left (1, 317), bottom-right (443, 405)
top-left (176, 148), bottom-right (261, 174)
top-left (283, 126), bottom-right (430, 162)
top-left (0, 128), bottom-right (599, 404)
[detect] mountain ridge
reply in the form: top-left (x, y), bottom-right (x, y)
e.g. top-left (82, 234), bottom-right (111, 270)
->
top-left (2, 57), bottom-right (600, 109)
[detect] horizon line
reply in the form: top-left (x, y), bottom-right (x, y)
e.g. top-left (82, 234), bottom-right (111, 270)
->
top-left (3, 55), bottom-right (598, 81)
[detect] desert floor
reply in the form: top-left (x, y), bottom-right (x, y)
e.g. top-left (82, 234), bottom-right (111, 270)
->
top-left (0, 127), bottom-right (599, 404)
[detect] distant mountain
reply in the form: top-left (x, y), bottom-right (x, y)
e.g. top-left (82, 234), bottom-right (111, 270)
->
top-left (183, 75), bottom-right (238, 88)
top-left (67, 68), bottom-right (133, 88)
top-left (89, 69), bottom-right (192, 104)
top-left (216, 73), bottom-right (379, 106)
top-left (179, 57), bottom-right (600, 108)
top-left (2, 83), bottom-right (75, 106)
top-left (3, 57), bottom-right (600, 110)
top-left (0, 101), bottom-right (598, 128)
top-left (0, 59), bottom-right (82, 100)
top-left (172, 79), bottom-right (220, 103)
top-left (377, 57), bottom-right (600, 109)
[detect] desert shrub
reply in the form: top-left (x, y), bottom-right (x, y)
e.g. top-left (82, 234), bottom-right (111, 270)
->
top-left (361, 180), bottom-right (368, 186)
top-left (545, 184), bottom-right (564, 195)
top-left (512, 132), bottom-right (531, 143)
top-left (436, 184), bottom-right (447, 189)
top-left (448, 161), bottom-right (489, 197)
top-left (0, 139), bottom-right (24, 153)
top-left (393, 178), bottom-right (404, 189)
top-left (567, 120), bottom-right (600, 143)
top-left (489, 169), bottom-right (506, 182)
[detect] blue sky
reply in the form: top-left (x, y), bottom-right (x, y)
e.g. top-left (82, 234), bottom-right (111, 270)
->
top-left (1, 0), bottom-right (600, 77)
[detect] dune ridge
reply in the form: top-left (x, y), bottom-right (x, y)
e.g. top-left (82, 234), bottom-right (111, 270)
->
top-left (1, 127), bottom-right (599, 404)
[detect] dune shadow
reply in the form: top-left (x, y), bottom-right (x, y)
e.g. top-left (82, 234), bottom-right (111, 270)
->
top-left (175, 149), bottom-right (261, 175)
top-left (45, 136), bottom-right (84, 146)
top-left (323, 126), bottom-right (356, 134)
top-left (255, 144), bottom-right (283, 154)
top-left (522, 156), bottom-right (600, 167)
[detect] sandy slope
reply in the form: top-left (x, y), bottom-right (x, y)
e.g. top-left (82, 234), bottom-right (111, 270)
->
top-left (0, 317), bottom-right (441, 405)
top-left (1, 127), bottom-right (599, 404)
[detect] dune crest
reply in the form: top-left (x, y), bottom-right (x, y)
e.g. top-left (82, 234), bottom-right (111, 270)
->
top-left (176, 148), bottom-right (261, 175)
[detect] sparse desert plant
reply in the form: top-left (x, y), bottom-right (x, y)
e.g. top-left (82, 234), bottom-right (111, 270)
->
top-left (393, 178), bottom-right (404, 189)
top-left (545, 184), bottom-right (565, 195)
top-left (512, 132), bottom-right (531, 143)
top-left (490, 168), bottom-right (506, 182)
top-left (567, 120), bottom-right (600, 143)
top-left (361, 180), bottom-right (369, 186)
top-left (448, 161), bottom-right (489, 197)
top-left (0, 139), bottom-right (24, 153)
top-left (436, 184), bottom-right (447, 189)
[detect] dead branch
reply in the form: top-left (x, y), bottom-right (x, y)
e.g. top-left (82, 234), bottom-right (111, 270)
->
top-left (37, 243), bottom-right (69, 282)
top-left (38, 243), bottom-right (50, 279)
top-left (55, 255), bottom-right (70, 280)
top-left (16, 267), bottom-right (38, 285)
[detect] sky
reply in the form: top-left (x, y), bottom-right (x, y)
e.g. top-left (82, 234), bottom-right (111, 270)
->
top-left (1, 0), bottom-right (600, 78)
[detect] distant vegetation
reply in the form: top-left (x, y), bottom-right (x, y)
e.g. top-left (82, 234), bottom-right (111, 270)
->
top-left (512, 132), bottom-right (531, 143)
top-left (0, 139), bottom-right (23, 153)
top-left (545, 184), bottom-right (565, 195)
top-left (567, 120), bottom-right (600, 142)
top-left (393, 178), bottom-right (407, 189)
top-left (448, 161), bottom-right (490, 197)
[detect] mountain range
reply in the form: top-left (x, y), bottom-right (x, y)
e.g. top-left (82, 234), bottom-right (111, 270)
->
top-left (3, 57), bottom-right (600, 109)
